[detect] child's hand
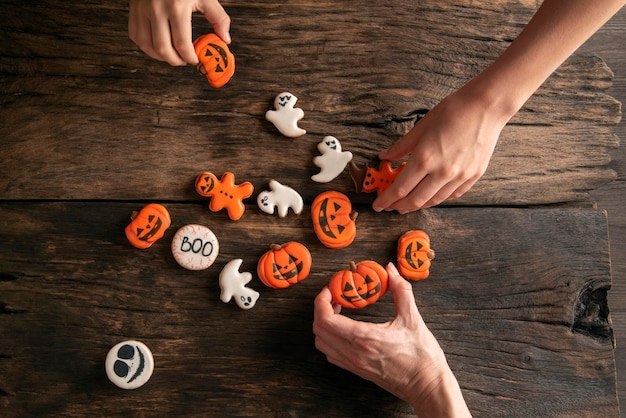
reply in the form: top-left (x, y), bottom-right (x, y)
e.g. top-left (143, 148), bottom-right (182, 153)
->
top-left (129, 0), bottom-right (231, 66)
top-left (372, 86), bottom-right (506, 214)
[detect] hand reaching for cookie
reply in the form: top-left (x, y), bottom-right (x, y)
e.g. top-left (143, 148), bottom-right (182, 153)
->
top-left (372, 0), bottom-right (626, 214)
top-left (128, 0), bottom-right (231, 66)
top-left (372, 87), bottom-right (505, 214)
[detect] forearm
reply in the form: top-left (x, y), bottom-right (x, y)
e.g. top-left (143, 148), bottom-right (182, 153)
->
top-left (463, 0), bottom-right (626, 123)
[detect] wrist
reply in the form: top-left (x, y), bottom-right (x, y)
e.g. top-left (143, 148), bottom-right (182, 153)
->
top-left (409, 360), bottom-right (471, 418)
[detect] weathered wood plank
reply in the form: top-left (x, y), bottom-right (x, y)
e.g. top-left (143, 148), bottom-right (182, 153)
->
top-left (0, 0), bottom-right (620, 204)
top-left (0, 202), bottom-right (616, 417)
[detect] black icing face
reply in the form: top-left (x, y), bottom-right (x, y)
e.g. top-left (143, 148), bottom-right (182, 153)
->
top-left (106, 340), bottom-right (154, 390)
top-left (137, 215), bottom-right (163, 242)
top-left (272, 255), bottom-right (304, 281)
top-left (341, 274), bottom-right (381, 303)
top-left (278, 95), bottom-right (292, 107)
top-left (113, 343), bottom-right (146, 384)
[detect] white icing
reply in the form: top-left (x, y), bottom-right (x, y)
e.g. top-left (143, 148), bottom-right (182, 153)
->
top-left (171, 224), bottom-right (219, 270)
top-left (219, 259), bottom-right (260, 310)
top-left (311, 136), bottom-right (353, 183)
top-left (265, 92), bottom-right (306, 138)
top-left (257, 179), bottom-right (304, 218)
top-left (105, 340), bottom-right (154, 390)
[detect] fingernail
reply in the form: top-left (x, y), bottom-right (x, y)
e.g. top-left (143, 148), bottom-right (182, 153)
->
top-left (224, 32), bottom-right (232, 43)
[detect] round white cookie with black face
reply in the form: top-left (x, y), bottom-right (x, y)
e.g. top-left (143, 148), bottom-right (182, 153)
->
top-left (105, 340), bottom-right (154, 389)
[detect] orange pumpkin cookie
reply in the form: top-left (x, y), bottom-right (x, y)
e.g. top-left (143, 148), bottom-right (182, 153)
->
top-left (195, 172), bottom-right (254, 221)
top-left (349, 160), bottom-right (406, 195)
top-left (311, 191), bottom-right (357, 249)
top-left (328, 261), bottom-right (389, 309)
top-left (257, 242), bottom-right (312, 289)
top-left (194, 33), bottom-right (235, 88)
top-left (125, 203), bottom-right (171, 249)
top-left (397, 230), bottom-right (435, 280)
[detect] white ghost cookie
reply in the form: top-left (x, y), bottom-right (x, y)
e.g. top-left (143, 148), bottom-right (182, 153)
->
top-left (219, 259), bottom-right (260, 310)
top-left (265, 92), bottom-right (306, 138)
top-left (257, 179), bottom-right (304, 218)
top-left (311, 136), bottom-right (353, 183)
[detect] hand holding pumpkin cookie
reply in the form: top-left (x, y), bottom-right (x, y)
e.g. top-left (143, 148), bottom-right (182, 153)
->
top-left (313, 263), bottom-right (470, 417)
top-left (129, 0), bottom-right (231, 66)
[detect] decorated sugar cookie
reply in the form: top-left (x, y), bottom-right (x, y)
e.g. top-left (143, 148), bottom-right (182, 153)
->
top-left (194, 33), bottom-right (235, 88)
top-left (311, 136), bottom-right (353, 183)
top-left (397, 230), bottom-right (435, 281)
top-left (328, 261), bottom-right (389, 309)
top-left (105, 340), bottom-right (154, 390)
top-left (125, 203), bottom-right (171, 249)
top-left (219, 259), bottom-right (260, 310)
top-left (195, 172), bottom-right (254, 221)
top-left (171, 224), bottom-right (219, 270)
top-left (311, 191), bottom-right (358, 249)
top-left (257, 179), bottom-right (304, 218)
top-left (349, 160), bottom-right (407, 195)
top-left (265, 92), bottom-right (306, 138)
top-left (257, 242), bottom-right (312, 289)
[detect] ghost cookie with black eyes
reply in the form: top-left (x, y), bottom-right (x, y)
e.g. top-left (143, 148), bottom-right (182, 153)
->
top-left (219, 258), bottom-right (260, 310)
top-left (311, 136), bottom-right (353, 183)
top-left (257, 179), bottom-right (303, 218)
top-left (265, 92), bottom-right (306, 138)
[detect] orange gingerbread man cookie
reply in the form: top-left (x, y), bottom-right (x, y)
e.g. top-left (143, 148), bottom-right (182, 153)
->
top-left (349, 160), bottom-right (406, 195)
top-left (195, 172), bottom-right (254, 220)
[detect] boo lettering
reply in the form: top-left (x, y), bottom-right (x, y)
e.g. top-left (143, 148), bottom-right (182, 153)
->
top-left (179, 236), bottom-right (214, 257)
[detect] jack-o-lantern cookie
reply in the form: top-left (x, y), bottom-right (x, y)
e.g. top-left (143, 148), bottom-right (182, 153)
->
top-left (257, 242), bottom-right (312, 289)
top-left (328, 261), bottom-right (389, 309)
top-left (105, 340), bottom-right (154, 390)
top-left (311, 191), bottom-right (358, 249)
top-left (397, 230), bottom-right (435, 280)
top-left (194, 33), bottom-right (235, 88)
top-left (125, 203), bottom-right (171, 249)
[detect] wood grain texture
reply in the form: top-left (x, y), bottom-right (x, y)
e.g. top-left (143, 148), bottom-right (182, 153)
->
top-left (0, 202), bottom-right (617, 417)
top-left (0, 0), bottom-right (622, 416)
top-left (582, 6), bottom-right (626, 413)
top-left (0, 0), bottom-right (620, 205)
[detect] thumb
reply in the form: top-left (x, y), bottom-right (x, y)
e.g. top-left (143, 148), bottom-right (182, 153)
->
top-left (386, 263), bottom-right (421, 326)
top-left (379, 129), bottom-right (420, 161)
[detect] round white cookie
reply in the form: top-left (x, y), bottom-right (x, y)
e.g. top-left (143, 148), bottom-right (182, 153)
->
top-left (105, 340), bottom-right (154, 390)
top-left (171, 224), bottom-right (219, 270)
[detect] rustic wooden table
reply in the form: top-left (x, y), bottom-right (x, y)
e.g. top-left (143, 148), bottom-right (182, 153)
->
top-left (0, 1), bottom-right (621, 416)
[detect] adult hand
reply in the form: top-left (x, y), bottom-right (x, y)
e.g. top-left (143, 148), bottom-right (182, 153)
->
top-left (372, 88), bottom-right (506, 214)
top-left (313, 263), bottom-right (470, 416)
top-left (129, 0), bottom-right (231, 66)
